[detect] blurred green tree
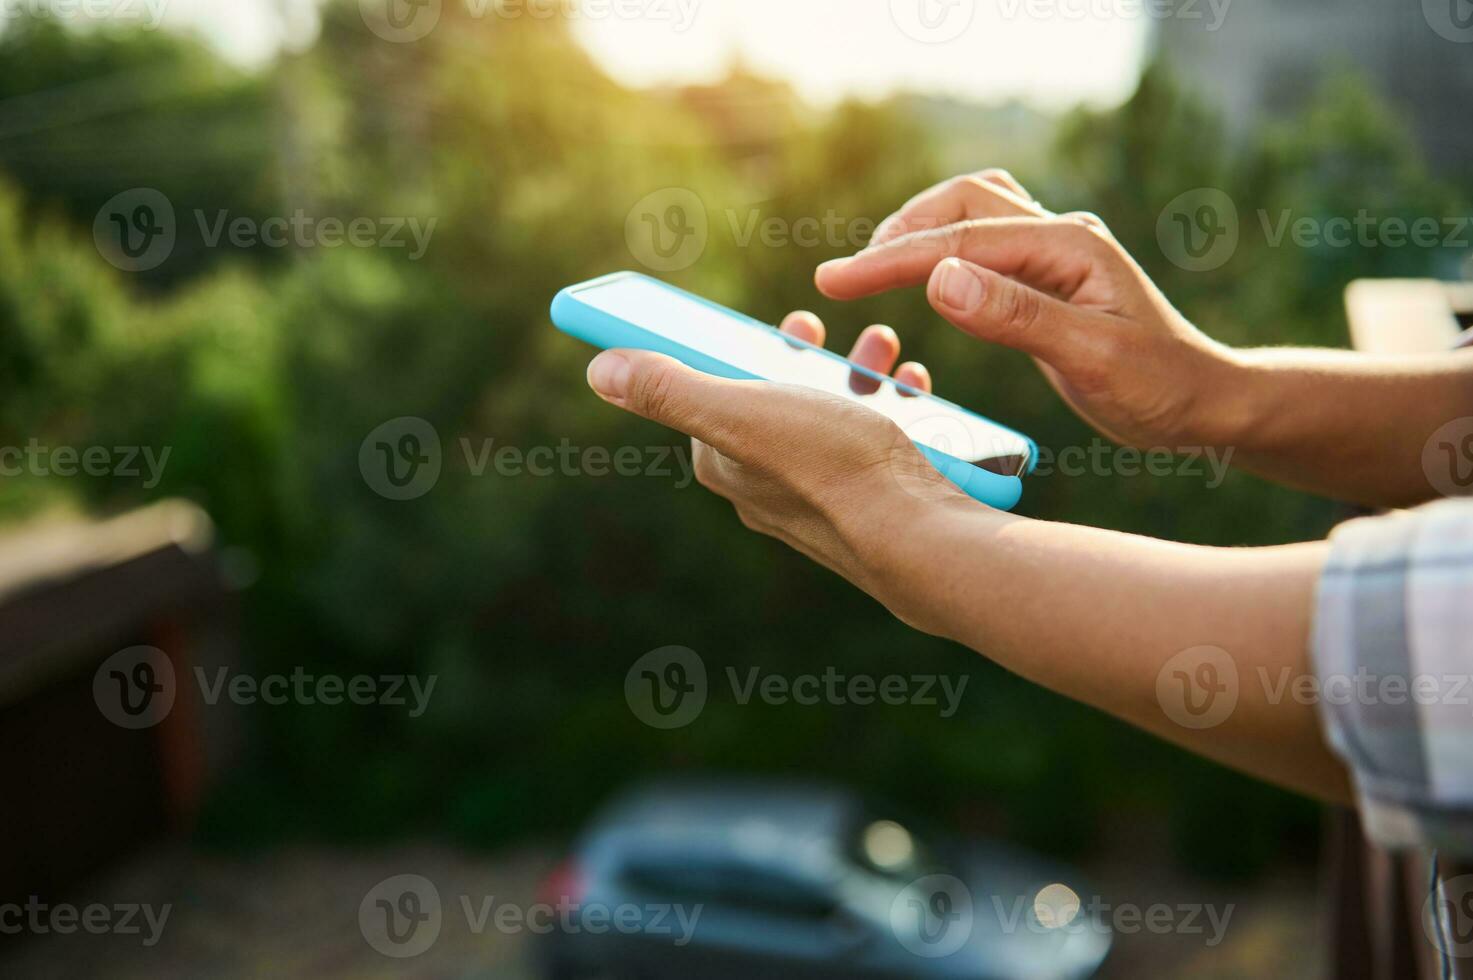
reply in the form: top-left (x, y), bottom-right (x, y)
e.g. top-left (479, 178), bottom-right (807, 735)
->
top-left (0, 4), bottom-right (1463, 875)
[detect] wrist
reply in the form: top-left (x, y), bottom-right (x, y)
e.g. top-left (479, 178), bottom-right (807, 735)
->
top-left (837, 482), bottom-right (1007, 638)
top-left (1186, 343), bottom-right (1273, 451)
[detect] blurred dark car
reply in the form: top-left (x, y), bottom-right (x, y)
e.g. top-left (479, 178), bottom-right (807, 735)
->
top-left (536, 780), bottom-right (1111, 980)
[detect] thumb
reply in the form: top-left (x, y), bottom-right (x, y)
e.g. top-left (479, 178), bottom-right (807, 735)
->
top-left (926, 257), bottom-right (1110, 370)
top-left (587, 348), bottom-right (756, 459)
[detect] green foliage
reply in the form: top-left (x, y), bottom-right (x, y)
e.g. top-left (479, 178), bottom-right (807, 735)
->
top-left (0, 17), bottom-right (279, 288)
top-left (2, 8), bottom-right (1466, 876)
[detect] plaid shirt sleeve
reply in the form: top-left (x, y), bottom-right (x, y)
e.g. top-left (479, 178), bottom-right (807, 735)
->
top-left (1313, 498), bottom-right (1473, 856)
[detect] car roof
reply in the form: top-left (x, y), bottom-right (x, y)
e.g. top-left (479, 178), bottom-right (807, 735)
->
top-left (578, 778), bottom-right (866, 885)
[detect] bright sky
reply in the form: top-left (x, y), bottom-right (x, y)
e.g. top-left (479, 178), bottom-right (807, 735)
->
top-left (569, 0), bottom-right (1151, 109)
top-left (24, 0), bottom-right (1151, 109)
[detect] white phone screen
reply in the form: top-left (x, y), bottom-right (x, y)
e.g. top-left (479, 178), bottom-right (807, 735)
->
top-left (575, 275), bottom-right (1030, 472)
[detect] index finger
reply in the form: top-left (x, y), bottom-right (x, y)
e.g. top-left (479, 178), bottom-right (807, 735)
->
top-left (869, 171), bottom-right (1042, 249)
top-left (816, 217), bottom-right (1104, 301)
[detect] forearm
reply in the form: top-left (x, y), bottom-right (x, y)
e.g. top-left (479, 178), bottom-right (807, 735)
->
top-left (867, 497), bottom-right (1351, 803)
top-left (1212, 347), bottom-right (1473, 507)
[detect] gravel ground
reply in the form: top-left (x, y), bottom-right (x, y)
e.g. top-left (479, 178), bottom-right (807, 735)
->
top-left (0, 842), bottom-right (1323, 979)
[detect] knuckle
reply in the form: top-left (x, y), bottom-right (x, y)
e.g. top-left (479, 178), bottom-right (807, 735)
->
top-left (1050, 215), bottom-right (1115, 258)
top-left (692, 447), bottom-right (722, 488)
top-left (1072, 328), bottom-right (1126, 392)
top-left (1095, 326), bottom-right (1132, 368)
top-left (1051, 213), bottom-right (1097, 236)
top-left (945, 218), bottom-right (987, 256)
top-left (975, 167), bottom-right (1015, 187)
top-left (1062, 210), bottom-right (1112, 237)
top-left (630, 362), bottom-right (679, 419)
top-left (993, 279), bottom-right (1044, 336)
top-left (956, 174), bottom-right (992, 197)
top-left (734, 506), bottom-right (762, 532)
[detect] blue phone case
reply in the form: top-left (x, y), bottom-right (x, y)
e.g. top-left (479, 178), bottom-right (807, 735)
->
top-left (550, 272), bottom-right (1034, 511)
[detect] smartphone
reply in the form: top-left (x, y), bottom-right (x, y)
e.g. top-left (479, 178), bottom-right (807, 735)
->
top-left (550, 272), bottom-right (1036, 510)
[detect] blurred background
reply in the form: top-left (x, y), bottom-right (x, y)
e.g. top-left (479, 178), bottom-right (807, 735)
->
top-left (0, 0), bottom-right (1469, 976)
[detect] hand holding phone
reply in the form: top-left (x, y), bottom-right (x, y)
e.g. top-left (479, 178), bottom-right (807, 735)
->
top-left (551, 272), bottom-right (1037, 510)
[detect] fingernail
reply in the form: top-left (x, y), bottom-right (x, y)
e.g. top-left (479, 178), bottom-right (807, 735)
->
top-left (587, 351), bottom-right (631, 400)
top-left (937, 258), bottom-right (984, 310)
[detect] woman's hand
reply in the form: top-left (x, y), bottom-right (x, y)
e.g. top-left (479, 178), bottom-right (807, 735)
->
top-left (582, 315), bottom-right (1350, 805)
top-left (817, 170), bottom-right (1246, 450)
top-left (584, 314), bottom-right (974, 611)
